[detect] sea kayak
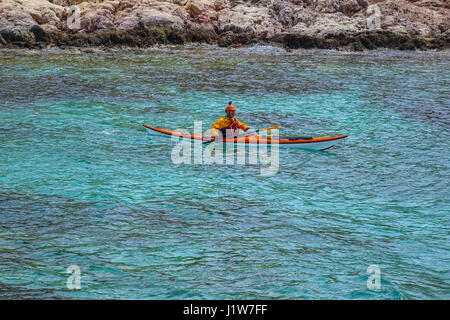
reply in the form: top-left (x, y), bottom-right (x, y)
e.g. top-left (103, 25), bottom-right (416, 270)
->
top-left (143, 124), bottom-right (347, 151)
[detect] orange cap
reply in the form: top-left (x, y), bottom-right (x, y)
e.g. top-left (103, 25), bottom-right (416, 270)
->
top-left (225, 102), bottom-right (236, 112)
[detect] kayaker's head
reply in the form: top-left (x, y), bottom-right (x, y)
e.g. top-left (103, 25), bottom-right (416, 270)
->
top-left (225, 102), bottom-right (236, 118)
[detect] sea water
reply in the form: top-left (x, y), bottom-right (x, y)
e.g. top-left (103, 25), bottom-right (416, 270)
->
top-left (0, 46), bottom-right (448, 299)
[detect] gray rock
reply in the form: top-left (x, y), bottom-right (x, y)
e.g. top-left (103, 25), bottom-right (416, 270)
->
top-left (0, 0), bottom-right (447, 50)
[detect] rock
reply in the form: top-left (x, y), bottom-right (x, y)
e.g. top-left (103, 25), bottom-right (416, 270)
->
top-left (406, 22), bottom-right (431, 36)
top-left (382, 15), bottom-right (397, 28)
top-left (186, 2), bottom-right (203, 18)
top-left (0, 0), bottom-right (447, 50)
top-left (277, 6), bottom-right (298, 28)
top-left (0, 28), bottom-right (35, 45)
top-left (340, 0), bottom-right (367, 16)
top-left (214, 0), bottom-right (229, 12)
top-left (29, 11), bottom-right (46, 25)
top-left (140, 9), bottom-right (184, 28)
top-left (30, 24), bottom-right (52, 43)
top-left (0, 3), bottom-right (38, 31)
top-left (216, 4), bottom-right (281, 37)
top-left (116, 8), bottom-right (184, 30)
top-left (315, 0), bottom-right (368, 16)
top-left (79, 8), bottom-right (115, 32)
top-left (438, 22), bottom-right (448, 33)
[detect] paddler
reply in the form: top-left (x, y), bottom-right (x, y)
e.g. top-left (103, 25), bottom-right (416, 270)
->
top-left (210, 102), bottom-right (250, 141)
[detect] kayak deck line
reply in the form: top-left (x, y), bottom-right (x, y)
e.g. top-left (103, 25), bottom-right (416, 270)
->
top-left (143, 124), bottom-right (347, 150)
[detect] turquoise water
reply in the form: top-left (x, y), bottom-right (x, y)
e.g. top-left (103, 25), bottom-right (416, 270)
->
top-left (0, 46), bottom-right (449, 299)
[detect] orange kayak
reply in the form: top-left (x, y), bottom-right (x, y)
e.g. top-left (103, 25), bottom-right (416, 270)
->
top-left (143, 124), bottom-right (347, 151)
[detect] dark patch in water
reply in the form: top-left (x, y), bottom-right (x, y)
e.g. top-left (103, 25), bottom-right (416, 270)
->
top-left (397, 105), bottom-right (450, 129)
top-left (0, 283), bottom-right (61, 299)
top-left (245, 112), bottom-right (332, 129)
top-left (143, 105), bottom-right (181, 114)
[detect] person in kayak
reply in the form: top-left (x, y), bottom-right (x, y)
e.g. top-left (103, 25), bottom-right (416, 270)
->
top-left (210, 102), bottom-right (250, 141)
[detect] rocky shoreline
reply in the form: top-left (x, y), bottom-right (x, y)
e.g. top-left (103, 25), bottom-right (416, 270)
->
top-left (0, 0), bottom-right (448, 51)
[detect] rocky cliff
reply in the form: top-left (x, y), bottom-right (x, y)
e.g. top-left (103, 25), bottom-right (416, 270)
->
top-left (0, 0), bottom-right (448, 50)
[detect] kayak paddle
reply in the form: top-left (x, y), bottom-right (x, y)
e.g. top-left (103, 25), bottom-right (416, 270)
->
top-left (203, 125), bottom-right (279, 145)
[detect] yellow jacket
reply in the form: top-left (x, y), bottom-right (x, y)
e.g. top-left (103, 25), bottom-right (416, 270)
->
top-left (210, 116), bottom-right (249, 136)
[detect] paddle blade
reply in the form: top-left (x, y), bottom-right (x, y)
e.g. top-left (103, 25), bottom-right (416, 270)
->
top-left (260, 125), bottom-right (279, 131)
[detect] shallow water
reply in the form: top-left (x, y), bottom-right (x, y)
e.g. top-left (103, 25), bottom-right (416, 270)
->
top-left (0, 45), bottom-right (449, 299)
